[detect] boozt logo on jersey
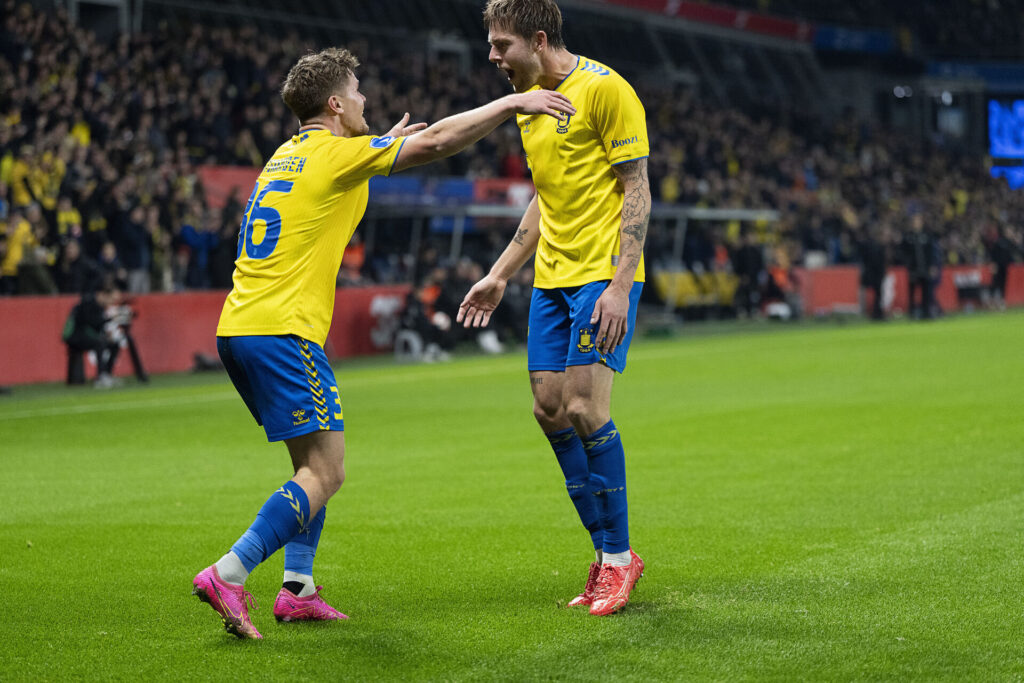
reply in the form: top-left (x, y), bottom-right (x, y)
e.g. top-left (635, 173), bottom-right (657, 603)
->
top-left (369, 136), bottom-right (395, 149)
top-left (556, 113), bottom-right (572, 134)
top-left (611, 135), bottom-right (638, 149)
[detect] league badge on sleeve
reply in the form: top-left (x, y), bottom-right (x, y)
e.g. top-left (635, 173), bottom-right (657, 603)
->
top-left (369, 136), bottom-right (396, 149)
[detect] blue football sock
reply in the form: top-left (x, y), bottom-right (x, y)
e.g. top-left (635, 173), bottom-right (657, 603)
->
top-left (583, 420), bottom-right (629, 555)
top-left (284, 505), bottom-right (326, 577)
top-left (230, 480), bottom-right (312, 573)
top-left (547, 427), bottom-right (603, 550)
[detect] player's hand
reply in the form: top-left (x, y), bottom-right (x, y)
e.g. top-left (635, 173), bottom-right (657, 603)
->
top-left (509, 91), bottom-right (576, 120)
top-left (385, 112), bottom-right (428, 138)
top-left (457, 274), bottom-right (507, 328)
top-left (590, 284), bottom-right (630, 355)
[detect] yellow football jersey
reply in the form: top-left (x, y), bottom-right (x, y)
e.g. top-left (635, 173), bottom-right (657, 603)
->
top-left (518, 56), bottom-right (649, 288)
top-left (216, 129), bottom-right (405, 345)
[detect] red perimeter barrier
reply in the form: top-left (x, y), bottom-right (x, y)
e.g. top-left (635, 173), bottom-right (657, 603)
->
top-left (794, 264), bottom-right (1023, 316)
top-left (0, 286), bottom-right (411, 386)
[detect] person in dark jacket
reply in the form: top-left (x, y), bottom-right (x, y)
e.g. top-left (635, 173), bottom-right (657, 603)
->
top-left (859, 226), bottom-right (888, 320)
top-left (55, 239), bottom-right (99, 294)
top-left (988, 226), bottom-right (1020, 310)
top-left (731, 229), bottom-right (766, 318)
top-left (903, 213), bottom-right (938, 320)
top-left (63, 286), bottom-right (118, 385)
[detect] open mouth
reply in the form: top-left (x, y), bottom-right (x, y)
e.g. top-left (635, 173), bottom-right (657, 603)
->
top-left (501, 67), bottom-right (515, 82)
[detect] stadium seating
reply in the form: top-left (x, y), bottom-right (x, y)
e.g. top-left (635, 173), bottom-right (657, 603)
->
top-left (0, 0), bottom-right (1021, 320)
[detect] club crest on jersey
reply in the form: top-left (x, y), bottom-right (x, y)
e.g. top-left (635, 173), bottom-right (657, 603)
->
top-left (556, 113), bottom-right (572, 134)
top-left (369, 136), bottom-right (395, 149)
top-left (577, 327), bottom-right (595, 353)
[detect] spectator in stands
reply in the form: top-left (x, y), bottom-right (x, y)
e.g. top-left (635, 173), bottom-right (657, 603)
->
top-left (119, 205), bottom-right (152, 294)
top-left (96, 240), bottom-right (127, 290)
top-left (179, 209), bottom-right (221, 289)
top-left (3, 0), bottom-right (1024, 310)
top-left (0, 208), bottom-right (30, 294)
top-left (55, 239), bottom-right (98, 294)
top-left (55, 195), bottom-right (83, 242)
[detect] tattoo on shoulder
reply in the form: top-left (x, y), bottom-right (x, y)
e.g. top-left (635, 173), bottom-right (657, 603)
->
top-left (513, 227), bottom-right (529, 246)
top-left (613, 157), bottom-right (648, 185)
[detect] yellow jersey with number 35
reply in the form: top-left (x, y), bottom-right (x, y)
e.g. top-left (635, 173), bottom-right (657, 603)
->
top-left (216, 129), bottom-right (405, 345)
top-left (517, 56), bottom-right (648, 288)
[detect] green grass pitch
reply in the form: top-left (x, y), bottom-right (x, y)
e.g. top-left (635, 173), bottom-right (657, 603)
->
top-left (1, 312), bottom-right (1022, 680)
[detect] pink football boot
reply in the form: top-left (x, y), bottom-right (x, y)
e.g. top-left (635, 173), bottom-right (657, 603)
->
top-left (273, 586), bottom-right (348, 622)
top-left (192, 565), bottom-right (262, 639)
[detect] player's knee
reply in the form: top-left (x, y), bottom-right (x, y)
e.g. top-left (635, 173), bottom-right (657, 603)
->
top-left (532, 398), bottom-right (563, 428)
top-left (322, 461), bottom-right (345, 497)
top-left (564, 396), bottom-right (592, 428)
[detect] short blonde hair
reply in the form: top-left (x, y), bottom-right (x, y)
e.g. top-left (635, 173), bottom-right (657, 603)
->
top-left (281, 48), bottom-right (360, 122)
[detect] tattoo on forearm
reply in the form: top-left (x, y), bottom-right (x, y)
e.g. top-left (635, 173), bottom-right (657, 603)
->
top-left (614, 158), bottom-right (651, 254)
top-left (513, 227), bottom-right (529, 246)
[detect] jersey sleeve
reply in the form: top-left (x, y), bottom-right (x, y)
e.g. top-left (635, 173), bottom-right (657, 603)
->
top-left (589, 75), bottom-right (649, 166)
top-left (325, 134), bottom-right (407, 190)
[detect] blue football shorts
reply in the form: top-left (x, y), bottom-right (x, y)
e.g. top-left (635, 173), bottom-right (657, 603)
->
top-left (217, 335), bottom-right (344, 442)
top-left (527, 280), bottom-right (643, 374)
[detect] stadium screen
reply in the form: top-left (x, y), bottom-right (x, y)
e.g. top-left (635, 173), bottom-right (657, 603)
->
top-left (989, 165), bottom-right (1024, 189)
top-left (988, 99), bottom-right (1024, 158)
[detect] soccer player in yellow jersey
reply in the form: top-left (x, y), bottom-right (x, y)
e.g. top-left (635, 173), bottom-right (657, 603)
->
top-left (192, 47), bottom-right (575, 639)
top-left (458, 0), bottom-right (650, 616)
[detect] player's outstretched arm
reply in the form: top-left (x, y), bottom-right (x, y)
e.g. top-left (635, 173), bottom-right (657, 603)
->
top-left (457, 194), bottom-right (541, 329)
top-left (392, 92), bottom-right (574, 173)
top-left (591, 157), bottom-right (651, 354)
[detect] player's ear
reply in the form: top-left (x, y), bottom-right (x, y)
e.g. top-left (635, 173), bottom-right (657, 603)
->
top-left (327, 95), bottom-right (343, 115)
top-left (534, 30), bottom-right (547, 52)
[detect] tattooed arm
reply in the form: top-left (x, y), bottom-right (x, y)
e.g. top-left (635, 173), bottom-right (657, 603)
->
top-left (457, 194), bottom-right (541, 328)
top-left (591, 157), bottom-right (651, 353)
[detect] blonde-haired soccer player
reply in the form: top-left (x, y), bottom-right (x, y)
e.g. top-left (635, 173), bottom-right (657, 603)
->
top-left (458, 0), bottom-right (650, 616)
top-left (192, 47), bottom-right (574, 639)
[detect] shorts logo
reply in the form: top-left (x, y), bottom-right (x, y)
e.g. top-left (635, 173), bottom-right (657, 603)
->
top-left (556, 114), bottom-right (572, 134)
top-left (577, 327), bottom-right (594, 353)
top-left (369, 136), bottom-right (395, 149)
top-left (292, 409), bottom-right (309, 426)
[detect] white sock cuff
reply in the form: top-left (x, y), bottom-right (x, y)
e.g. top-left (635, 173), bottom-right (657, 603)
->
top-left (283, 570), bottom-right (316, 596)
top-left (215, 551), bottom-right (249, 585)
top-left (602, 550), bottom-right (631, 567)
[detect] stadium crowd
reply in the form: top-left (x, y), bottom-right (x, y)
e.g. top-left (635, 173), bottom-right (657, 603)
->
top-left (722, 0), bottom-right (1024, 59)
top-left (1, 1), bottom-right (1022, 312)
